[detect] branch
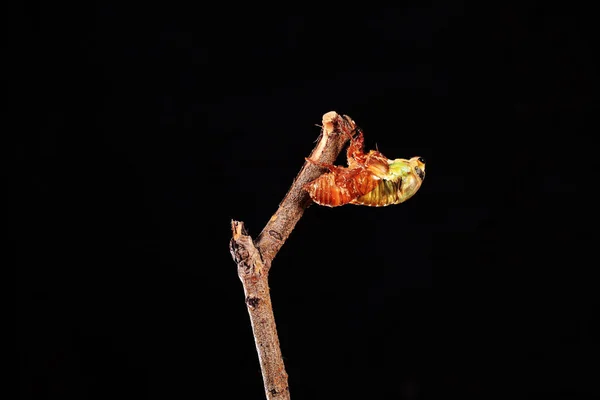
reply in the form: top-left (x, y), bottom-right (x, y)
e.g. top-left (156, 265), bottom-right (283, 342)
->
top-left (229, 111), bottom-right (356, 399)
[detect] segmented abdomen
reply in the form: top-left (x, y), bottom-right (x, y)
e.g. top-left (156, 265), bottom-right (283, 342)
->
top-left (351, 178), bottom-right (402, 207)
top-left (304, 168), bottom-right (379, 207)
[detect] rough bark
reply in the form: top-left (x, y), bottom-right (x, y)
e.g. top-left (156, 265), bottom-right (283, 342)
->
top-left (229, 111), bottom-right (356, 399)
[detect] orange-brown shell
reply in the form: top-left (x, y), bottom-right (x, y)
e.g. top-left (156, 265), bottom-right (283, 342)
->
top-left (304, 129), bottom-right (420, 207)
top-left (304, 167), bottom-right (380, 207)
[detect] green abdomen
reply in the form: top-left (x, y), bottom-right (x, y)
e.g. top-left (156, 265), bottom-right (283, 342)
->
top-left (351, 179), bottom-right (401, 207)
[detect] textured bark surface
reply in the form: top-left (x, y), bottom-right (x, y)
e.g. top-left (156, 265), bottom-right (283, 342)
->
top-left (229, 112), bottom-right (355, 399)
top-left (254, 112), bottom-right (356, 268)
top-left (230, 221), bottom-right (289, 399)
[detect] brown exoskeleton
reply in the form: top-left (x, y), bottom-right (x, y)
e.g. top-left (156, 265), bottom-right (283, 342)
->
top-left (304, 126), bottom-right (426, 207)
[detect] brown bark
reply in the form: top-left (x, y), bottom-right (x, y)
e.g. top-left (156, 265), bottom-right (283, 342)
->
top-left (229, 112), bottom-right (356, 399)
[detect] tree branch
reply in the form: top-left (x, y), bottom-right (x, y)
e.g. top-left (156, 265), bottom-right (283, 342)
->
top-left (229, 111), bottom-right (356, 399)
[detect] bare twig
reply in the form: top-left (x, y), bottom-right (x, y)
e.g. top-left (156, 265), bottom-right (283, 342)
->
top-left (229, 111), bottom-right (356, 399)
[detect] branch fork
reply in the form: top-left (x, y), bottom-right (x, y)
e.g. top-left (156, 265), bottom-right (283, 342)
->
top-left (229, 111), bottom-right (357, 399)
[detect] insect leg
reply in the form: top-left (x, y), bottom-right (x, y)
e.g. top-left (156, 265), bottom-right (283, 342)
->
top-left (346, 128), bottom-right (367, 167)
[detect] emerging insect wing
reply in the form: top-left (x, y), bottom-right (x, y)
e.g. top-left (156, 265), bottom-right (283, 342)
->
top-left (304, 129), bottom-right (426, 207)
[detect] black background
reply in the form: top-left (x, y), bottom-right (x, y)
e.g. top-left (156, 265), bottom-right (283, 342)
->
top-left (13, 3), bottom-right (599, 399)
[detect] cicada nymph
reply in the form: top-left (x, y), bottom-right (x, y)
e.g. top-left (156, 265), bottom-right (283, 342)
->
top-left (304, 127), bottom-right (426, 207)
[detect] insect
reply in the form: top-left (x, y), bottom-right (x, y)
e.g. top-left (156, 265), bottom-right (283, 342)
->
top-left (304, 126), bottom-right (426, 207)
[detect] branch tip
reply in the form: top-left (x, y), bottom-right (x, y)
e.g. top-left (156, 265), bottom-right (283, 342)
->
top-left (321, 111), bottom-right (339, 136)
top-left (229, 111), bottom-right (354, 400)
top-left (231, 220), bottom-right (247, 240)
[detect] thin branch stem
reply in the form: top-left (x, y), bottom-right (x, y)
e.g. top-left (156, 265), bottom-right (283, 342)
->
top-left (229, 112), bottom-right (356, 399)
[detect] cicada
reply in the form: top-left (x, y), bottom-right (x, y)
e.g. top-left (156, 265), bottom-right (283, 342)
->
top-left (304, 127), bottom-right (426, 207)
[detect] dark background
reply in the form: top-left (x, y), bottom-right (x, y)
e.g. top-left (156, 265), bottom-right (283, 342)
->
top-left (13, 3), bottom-right (599, 399)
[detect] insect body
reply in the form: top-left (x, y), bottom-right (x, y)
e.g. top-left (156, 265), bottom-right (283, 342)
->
top-left (304, 128), bottom-right (426, 207)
